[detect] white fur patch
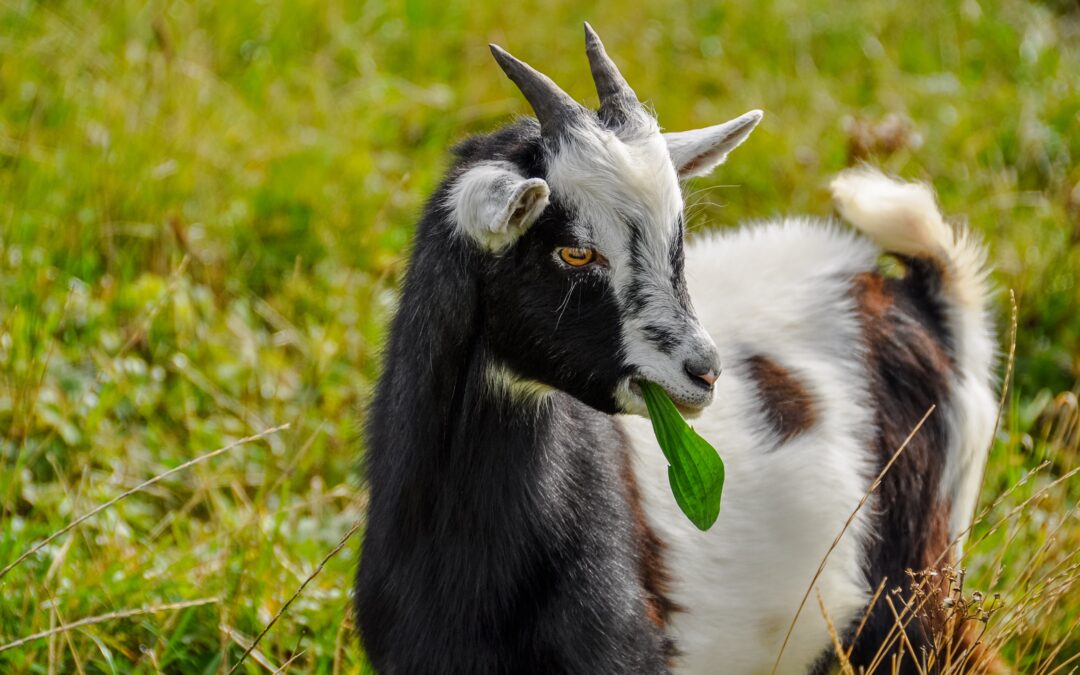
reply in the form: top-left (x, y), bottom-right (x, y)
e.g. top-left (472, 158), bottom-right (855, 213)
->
top-left (447, 160), bottom-right (550, 251)
top-left (622, 221), bottom-right (882, 673)
top-left (483, 359), bottom-right (553, 405)
top-left (546, 122), bottom-right (682, 235)
top-left (624, 206), bottom-right (996, 672)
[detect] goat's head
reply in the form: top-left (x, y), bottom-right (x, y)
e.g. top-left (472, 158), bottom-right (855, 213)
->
top-left (448, 24), bottom-right (761, 416)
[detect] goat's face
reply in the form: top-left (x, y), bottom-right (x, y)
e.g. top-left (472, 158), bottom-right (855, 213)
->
top-left (450, 26), bottom-right (761, 416)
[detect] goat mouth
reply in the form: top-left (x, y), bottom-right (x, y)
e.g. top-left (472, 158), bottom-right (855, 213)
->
top-left (628, 379), bottom-right (707, 418)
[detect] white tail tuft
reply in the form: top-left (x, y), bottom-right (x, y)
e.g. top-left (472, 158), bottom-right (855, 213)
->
top-left (830, 167), bottom-right (987, 313)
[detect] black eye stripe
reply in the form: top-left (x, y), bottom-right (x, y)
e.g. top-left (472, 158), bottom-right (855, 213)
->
top-left (670, 214), bottom-right (685, 264)
top-left (669, 215), bottom-right (692, 311)
top-left (641, 323), bottom-right (680, 355)
top-left (618, 215), bottom-right (694, 313)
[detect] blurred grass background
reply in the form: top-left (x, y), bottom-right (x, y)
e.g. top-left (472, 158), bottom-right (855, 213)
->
top-left (0, 0), bottom-right (1078, 672)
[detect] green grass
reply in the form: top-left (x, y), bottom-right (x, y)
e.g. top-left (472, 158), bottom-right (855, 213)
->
top-left (0, 0), bottom-right (1077, 671)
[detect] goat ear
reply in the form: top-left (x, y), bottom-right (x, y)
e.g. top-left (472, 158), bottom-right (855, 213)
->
top-left (448, 162), bottom-right (550, 251)
top-left (664, 110), bottom-right (763, 179)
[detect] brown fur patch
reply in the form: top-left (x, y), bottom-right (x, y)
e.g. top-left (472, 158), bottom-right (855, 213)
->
top-left (678, 148), bottom-right (720, 177)
top-left (921, 498), bottom-right (953, 574)
top-left (615, 431), bottom-right (681, 660)
top-left (957, 633), bottom-right (1010, 674)
top-left (826, 264), bottom-right (999, 673)
top-left (844, 267), bottom-right (960, 673)
top-left (919, 498), bottom-right (955, 645)
top-left (852, 271), bottom-right (894, 319)
top-left (746, 354), bottom-right (817, 442)
top-left (852, 268), bottom-right (952, 377)
top-left (919, 500), bottom-right (1009, 674)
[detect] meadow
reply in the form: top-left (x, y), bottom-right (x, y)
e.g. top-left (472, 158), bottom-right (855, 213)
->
top-left (1, 0), bottom-right (1078, 672)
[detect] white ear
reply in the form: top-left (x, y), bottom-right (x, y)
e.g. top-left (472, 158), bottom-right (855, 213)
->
top-left (448, 161), bottom-right (550, 251)
top-left (664, 110), bottom-right (763, 179)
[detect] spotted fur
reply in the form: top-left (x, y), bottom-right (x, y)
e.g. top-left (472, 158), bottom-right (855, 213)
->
top-left (621, 171), bottom-right (996, 673)
top-left (745, 354), bottom-right (818, 444)
top-left (356, 28), bottom-right (997, 675)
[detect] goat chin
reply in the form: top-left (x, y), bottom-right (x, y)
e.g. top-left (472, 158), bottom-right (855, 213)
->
top-left (621, 174), bottom-right (995, 674)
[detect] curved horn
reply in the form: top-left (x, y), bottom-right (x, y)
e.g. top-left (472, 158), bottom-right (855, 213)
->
top-left (583, 23), bottom-right (640, 128)
top-left (489, 44), bottom-right (586, 136)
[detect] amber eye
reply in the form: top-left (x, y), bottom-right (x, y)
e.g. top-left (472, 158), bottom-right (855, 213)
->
top-left (558, 247), bottom-right (596, 267)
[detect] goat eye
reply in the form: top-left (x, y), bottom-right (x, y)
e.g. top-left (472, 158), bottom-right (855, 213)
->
top-left (558, 247), bottom-right (596, 267)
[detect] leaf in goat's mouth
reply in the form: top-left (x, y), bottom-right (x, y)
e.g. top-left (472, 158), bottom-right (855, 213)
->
top-left (638, 380), bottom-right (725, 531)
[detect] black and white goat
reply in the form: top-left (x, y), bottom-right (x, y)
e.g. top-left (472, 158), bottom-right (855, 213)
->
top-left (355, 25), bottom-right (997, 675)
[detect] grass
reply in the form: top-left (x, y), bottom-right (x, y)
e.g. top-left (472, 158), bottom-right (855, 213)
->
top-left (0, 0), bottom-right (1077, 671)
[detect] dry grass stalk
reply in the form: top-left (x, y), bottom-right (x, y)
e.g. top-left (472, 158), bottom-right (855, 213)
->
top-left (228, 518), bottom-right (363, 674)
top-left (0, 423), bottom-right (290, 581)
top-left (221, 623), bottom-right (280, 672)
top-left (0, 598), bottom-right (219, 653)
top-left (817, 588), bottom-right (856, 675)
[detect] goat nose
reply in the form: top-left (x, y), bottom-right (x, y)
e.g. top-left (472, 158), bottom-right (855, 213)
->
top-left (684, 354), bottom-right (721, 389)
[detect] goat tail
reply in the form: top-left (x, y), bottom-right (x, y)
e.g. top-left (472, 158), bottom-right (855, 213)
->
top-left (831, 166), bottom-right (998, 548)
top-left (830, 166), bottom-right (990, 321)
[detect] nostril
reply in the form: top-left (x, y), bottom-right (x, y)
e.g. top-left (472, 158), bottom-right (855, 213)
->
top-left (684, 357), bottom-right (720, 390)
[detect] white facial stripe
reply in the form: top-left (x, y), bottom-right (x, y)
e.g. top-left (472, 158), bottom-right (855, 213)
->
top-left (543, 118), bottom-right (716, 409)
top-left (545, 122), bottom-right (682, 295)
top-left (546, 124), bottom-right (682, 234)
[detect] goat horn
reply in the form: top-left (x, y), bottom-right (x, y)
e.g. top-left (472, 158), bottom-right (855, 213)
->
top-left (489, 44), bottom-right (586, 137)
top-left (583, 23), bottom-right (640, 129)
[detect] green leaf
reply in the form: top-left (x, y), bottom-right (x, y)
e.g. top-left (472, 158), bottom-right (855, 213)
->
top-left (639, 380), bottom-right (725, 531)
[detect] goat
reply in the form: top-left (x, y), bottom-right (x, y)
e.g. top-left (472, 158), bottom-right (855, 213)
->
top-left (355, 25), bottom-right (997, 675)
